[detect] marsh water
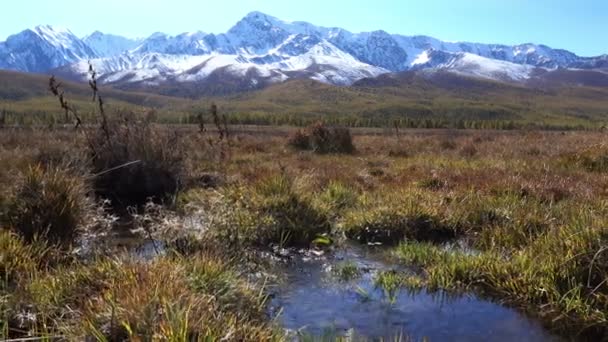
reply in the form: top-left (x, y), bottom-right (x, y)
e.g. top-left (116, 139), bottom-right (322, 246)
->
top-left (268, 243), bottom-right (561, 341)
top-left (122, 237), bottom-right (561, 341)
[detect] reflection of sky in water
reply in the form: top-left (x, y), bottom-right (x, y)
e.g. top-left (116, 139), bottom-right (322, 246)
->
top-left (270, 244), bottom-right (561, 342)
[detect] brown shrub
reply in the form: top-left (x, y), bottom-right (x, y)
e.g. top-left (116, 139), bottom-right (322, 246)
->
top-left (287, 122), bottom-right (355, 154)
top-left (287, 129), bottom-right (311, 150)
top-left (89, 112), bottom-right (185, 208)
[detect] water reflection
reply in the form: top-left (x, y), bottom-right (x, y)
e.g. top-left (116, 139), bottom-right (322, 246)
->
top-left (269, 244), bottom-right (561, 341)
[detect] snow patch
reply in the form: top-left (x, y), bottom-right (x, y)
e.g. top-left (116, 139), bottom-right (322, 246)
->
top-left (439, 53), bottom-right (535, 81)
top-left (411, 51), bottom-right (430, 66)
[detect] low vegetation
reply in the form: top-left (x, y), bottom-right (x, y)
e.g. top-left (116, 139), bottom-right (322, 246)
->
top-left (4, 164), bottom-right (94, 245)
top-left (340, 190), bottom-right (457, 245)
top-left (88, 111), bottom-right (186, 208)
top-left (2, 84), bottom-right (608, 340)
top-left (0, 231), bottom-right (277, 340)
top-left (288, 122), bottom-right (355, 154)
top-left (4, 70), bottom-right (608, 130)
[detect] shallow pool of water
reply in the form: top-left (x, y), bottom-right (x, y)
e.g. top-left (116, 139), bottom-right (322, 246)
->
top-left (269, 244), bottom-right (561, 341)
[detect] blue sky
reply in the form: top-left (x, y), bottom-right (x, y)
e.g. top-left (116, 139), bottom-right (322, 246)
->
top-left (1, 0), bottom-right (606, 56)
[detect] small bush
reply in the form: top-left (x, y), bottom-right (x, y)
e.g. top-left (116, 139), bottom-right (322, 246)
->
top-left (309, 123), bottom-right (355, 154)
top-left (5, 165), bottom-right (93, 245)
top-left (439, 139), bottom-right (458, 150)
top-left (287, 129), bottom-right (311, 150)
top-left (387, 148), bottom-right (410, 158)
top-left (89, 113), bottom-right (185, 208)
top-left (287, 122), bottom-right (355, 154)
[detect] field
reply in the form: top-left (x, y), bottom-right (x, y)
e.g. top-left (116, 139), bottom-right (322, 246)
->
top-left (1, 116), bottom-right (608, 340)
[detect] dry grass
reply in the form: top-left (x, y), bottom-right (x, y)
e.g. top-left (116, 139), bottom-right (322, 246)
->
top-left (2, 126), bottom-right (608, 339)
top-left (2, 243), bottom-right (278, 340)
top-left (4, 165), bottom-right (94, 245)
top-left (88, 112), bottom-right (187, 208)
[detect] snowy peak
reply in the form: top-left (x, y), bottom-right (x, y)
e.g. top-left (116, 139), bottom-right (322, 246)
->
top-left (0, 13), bottom-right (607, 91)
top-left (234, 11), bottom-right (332, 37)
top-left (231, 11), bottom-right (291, 33)
top-left (32, 25), bottom-right (79, 48)
top-left (240, 11), bottom-right (282, 24)
top-left (227, 12), bottom-right (291, 54)
top-left (83, 31), bottom-right (142, 57)
top-left (132, 31), bottom-right (214, 55)
top-left (59, 36), bottom-right (387, 88)
top-left (409, 50), bottom-right (536, 82)
top-left (274, 34), bottom-right (322, 56)
top-left (0, 25), bottom-right (96, 72)
top-left (439, 52), bottom-right (536, 81)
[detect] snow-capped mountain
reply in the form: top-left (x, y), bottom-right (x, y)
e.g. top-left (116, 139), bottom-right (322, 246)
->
top-left (1, 12), bottom-right (607, 91)
top-left (411, 50), bottom-right (538, 82)
top-left (83, 31), bottom-right (142, 57)
top-left (0, 25), bottom-right (97, 73)
top-left (59, 39), bottom-right (387, 88)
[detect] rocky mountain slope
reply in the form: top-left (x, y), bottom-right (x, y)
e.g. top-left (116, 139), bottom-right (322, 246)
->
top-left (1, 12), bottom-right (607, 92)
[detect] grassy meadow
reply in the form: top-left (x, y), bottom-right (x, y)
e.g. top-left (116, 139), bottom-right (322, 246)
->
top-left (1, 113), bottom-right (608, 340)
top-left (1, 65), bottom-right (608, 341)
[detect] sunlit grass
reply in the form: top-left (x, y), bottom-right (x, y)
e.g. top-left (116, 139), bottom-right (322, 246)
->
top-left (2, 125), bottom-right (608, 339)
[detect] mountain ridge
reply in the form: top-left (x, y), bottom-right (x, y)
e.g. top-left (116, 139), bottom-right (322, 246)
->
top-left (1, 12), bottom-right (607, 93)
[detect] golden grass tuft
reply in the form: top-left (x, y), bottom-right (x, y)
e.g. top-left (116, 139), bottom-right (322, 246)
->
top-left (4, 165), bottom-right (94, 245)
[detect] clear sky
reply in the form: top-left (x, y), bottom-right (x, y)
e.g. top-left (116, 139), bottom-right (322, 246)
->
top-left (1, 0), bottom-right (606, 56)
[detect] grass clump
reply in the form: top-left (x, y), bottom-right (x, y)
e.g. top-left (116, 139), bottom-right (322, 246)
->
top-left (0, 230), bottom-right (73, 339)
top-left (340, 190), bottom-right (456, 245)
top-left (12, 253), bottom-right (277, 340)
top-left (417, 177), bottom-right (447, 191)
top-left (316, 181), bottom-right (359, 216)
top-left (332, 261), bottom-right (361, 281)
top-left (287, 122), bottom-right (355, 154)
top-left (208, 174), bottom-right (331, 248)
top-left (89, 113), bottom-right (185, 208)
top-left (563, 146), bottom-right (608, 173)
top-left (0, 231), bottom-right (50, 289)
top-left (4, 165), bottom-right (93, 245)
top-left (374, 270), bottom-right (404, 304)
top-left (250, 175), bottom-right (331, 247)
top-left (394, 216), bottom-right (608, 338)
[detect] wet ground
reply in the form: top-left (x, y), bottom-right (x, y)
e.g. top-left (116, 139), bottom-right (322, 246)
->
top-left (117, 236), bottom-right (562, 341)
top-left (268, 243), bottom-right (561, 341)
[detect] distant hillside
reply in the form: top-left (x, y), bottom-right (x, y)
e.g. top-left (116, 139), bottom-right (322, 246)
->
top-left (0, 69), bottom-right (185, 107)
top-left (209, 72), bottom-right (608, 128)
top-left (1, 69), bottom-right (607, 129)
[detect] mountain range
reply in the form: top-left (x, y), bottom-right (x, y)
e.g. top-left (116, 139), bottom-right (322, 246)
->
top-left (1, 11), bottom-right (607, 96)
